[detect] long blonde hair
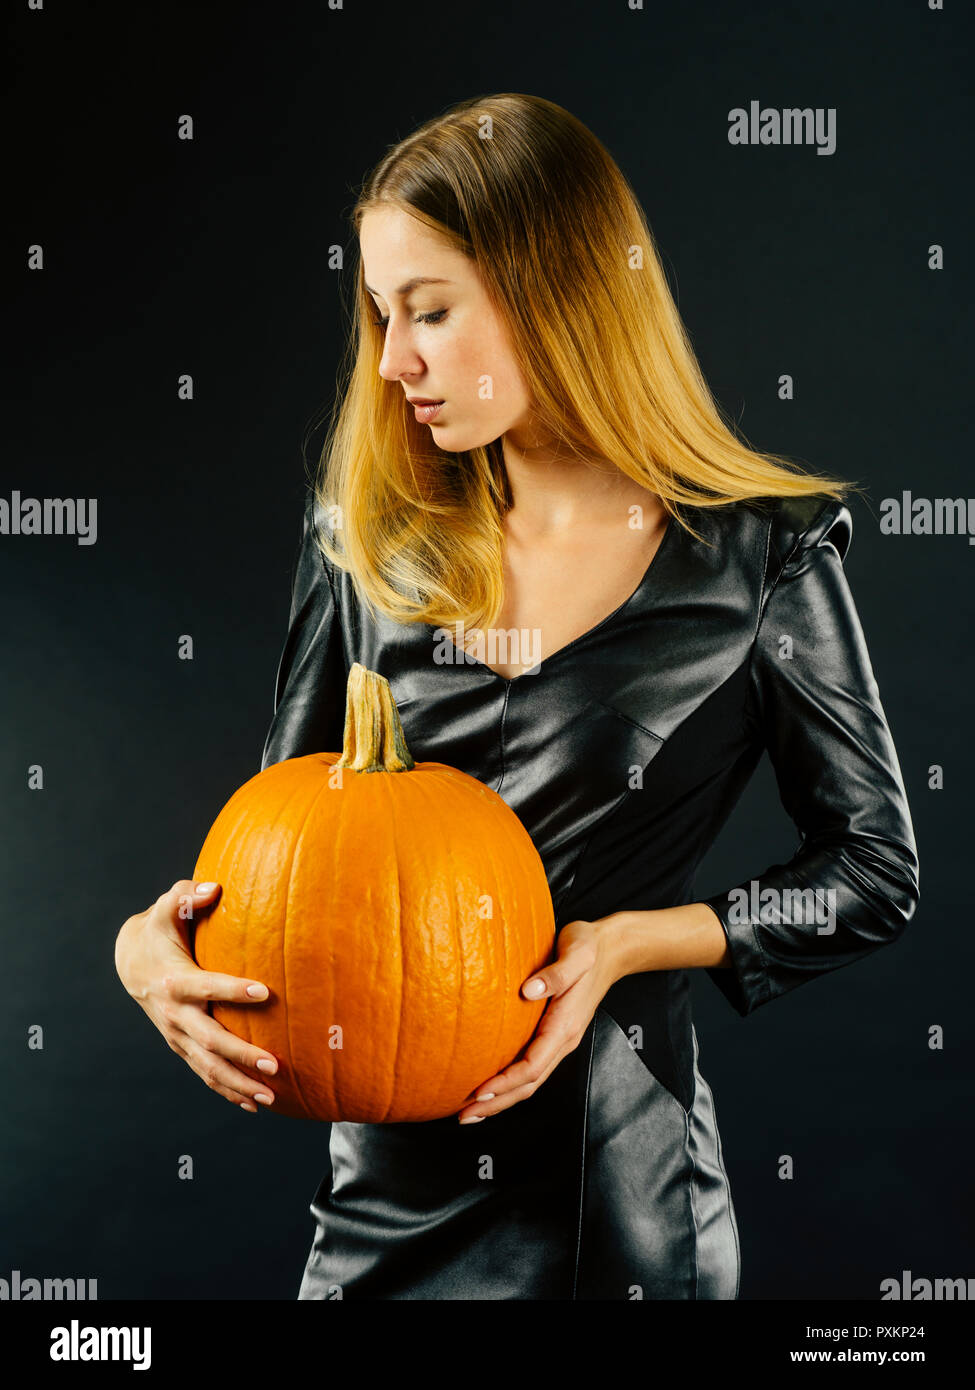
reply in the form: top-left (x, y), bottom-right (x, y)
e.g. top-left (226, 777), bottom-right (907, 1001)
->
top-left (311, 92), bottom-right (858, 633)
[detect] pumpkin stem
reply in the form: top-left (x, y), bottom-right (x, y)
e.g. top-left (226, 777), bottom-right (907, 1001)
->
top-left (334, 662), bottom-right (416, 773)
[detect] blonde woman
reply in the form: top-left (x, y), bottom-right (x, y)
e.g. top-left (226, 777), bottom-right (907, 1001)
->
top-left (115, 93), bottom-right (919, 1300)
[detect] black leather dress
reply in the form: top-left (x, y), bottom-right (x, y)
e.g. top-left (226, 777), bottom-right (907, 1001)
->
top-left (260, 487), bottom-right (919, 1300)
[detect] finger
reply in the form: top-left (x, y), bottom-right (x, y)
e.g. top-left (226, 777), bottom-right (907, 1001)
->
top-left (173, 1030), bottom-right (276, 1110)
top-left (158, 879), bottom-right (222, 925)
top-left (167, 1034), bottom-right (262, 1111)
top-left (464, 1009), bottom-right (575, 1103)
top-left (164, 968), bottom-right (271, 1006)
top-left (459, 1046), bottom-right (572, 1121)
top-left (521, 941), bottom-right (596, 1001)
top-left (465, 972), bottom-right (597, 1103)
top-left (178, 1006), bottom-right (279, 1080)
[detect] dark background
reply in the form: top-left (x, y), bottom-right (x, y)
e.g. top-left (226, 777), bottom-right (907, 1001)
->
top-left (3, 0), bottom-right (971, 1300)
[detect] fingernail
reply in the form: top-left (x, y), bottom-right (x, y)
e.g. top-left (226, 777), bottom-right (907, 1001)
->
top-left (256, 1058), bottom-right (277, 1073)
top-left (523, 979), bottom-right (545, 997)
top-left (195, 882), bottom-right (217, 894)
top-left (246, 984), bottom-right (269, 998)
top-left (253, 1092), bottom-right (274, 1106)
top-left (459, 1115), bottom-right (485, 1124)
top-left (240, 1102), bottom-right (257, 1113)
top-left (475, 1091), bottom-right (495, 1101)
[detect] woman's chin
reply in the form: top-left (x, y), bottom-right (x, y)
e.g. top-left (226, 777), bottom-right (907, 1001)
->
top-left (432, 424), bottom-right (493, 453)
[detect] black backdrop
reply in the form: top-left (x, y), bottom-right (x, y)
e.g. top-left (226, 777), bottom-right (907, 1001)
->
top-left (3, 0), bottom-right (972, 1305)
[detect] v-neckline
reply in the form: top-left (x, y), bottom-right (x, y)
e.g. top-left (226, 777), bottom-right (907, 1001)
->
top-left (439, 514), bottom-right (677, 686)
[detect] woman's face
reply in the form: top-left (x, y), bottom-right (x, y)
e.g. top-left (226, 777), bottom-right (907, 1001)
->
top-left (359, 206), bottom-right (535, 452)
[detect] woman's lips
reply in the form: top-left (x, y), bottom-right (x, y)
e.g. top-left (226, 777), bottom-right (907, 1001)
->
top-left (413, 401), bottom-right (444, 424)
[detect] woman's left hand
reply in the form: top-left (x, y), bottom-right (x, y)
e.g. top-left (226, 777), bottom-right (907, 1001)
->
top-left (455, 915), bottom-right (628, 1123)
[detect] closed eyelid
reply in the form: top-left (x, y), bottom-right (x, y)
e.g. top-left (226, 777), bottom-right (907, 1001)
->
top-left (369, 293), bottom-right (443, 310)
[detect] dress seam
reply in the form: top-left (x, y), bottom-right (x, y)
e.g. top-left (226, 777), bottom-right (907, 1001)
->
top-left (692, 1027), bottom-right (742, 1299)
top-left (570, 1013), bottom-right (598, 1300)
top-left (495, 682), bottom-right (511, 794)
top-left (684, 1102), bottom-right (701, 1299)
top-left (745, 498), bottom-right (834, 732)
top-left (554, 778), bottom-right (645, 922)
top-left (741, 511), bottom-right (774, 739)
top-left (600, 1010), bottom-right (702, 1297)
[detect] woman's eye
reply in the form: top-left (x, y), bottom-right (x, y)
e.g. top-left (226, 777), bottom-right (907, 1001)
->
top-left (371, 309), bottom-right (448, 330)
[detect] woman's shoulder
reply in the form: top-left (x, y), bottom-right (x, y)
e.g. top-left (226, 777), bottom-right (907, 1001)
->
top-left (682, 492), bottom-right (853, 577)
top-left (762, 492), bottom-right (852, 566)
top-left (304, 487), bottom-right (341, 552)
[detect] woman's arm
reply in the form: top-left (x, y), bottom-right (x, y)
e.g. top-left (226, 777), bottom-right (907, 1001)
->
top-left (711, 501), bottom-right (919, 1015)
top-left (596, 900), bottom-right (732, 975)
top-left (616, 499), bottom-right (920, 1016)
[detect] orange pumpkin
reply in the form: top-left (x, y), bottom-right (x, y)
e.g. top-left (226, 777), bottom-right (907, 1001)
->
top-left (192, 662), bottom-right (556, 1122)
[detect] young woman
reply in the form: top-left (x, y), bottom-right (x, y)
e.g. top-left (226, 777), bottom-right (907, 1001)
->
top-left (115, 93), bottom-right (920, 1300)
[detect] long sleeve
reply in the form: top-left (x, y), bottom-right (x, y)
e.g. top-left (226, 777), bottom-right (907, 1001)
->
top-left (260, 490), bottom-right (349, 772)
top-left (703, 499), bottom-right (920, 1017)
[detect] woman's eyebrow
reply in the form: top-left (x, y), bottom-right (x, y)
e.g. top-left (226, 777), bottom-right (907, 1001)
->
top-left (364, 276), bottom-right (454, 297)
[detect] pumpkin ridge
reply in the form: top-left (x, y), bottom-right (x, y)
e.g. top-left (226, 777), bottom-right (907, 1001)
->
top-left (446, 772), bottom-right (506, 1101)
top-left (326, 765), bottom-right (343, 1118)
top-left (414, 768), bottom-right (465, 1114)
top-left (220, 785), bottom-right (266, 1053)
top-left (491, 786), bottom-right (530, 1075)
top-left (282, 769), bottom-right (334, 1121)
top-left (447, 780), bottom-right (466, 1117)
top-left (501, 786), bottom-right (554, 1063)
top-left (492, 791), bottom-right (516, 1077)
top-left (204, 782), bottom-right (265, 996)
top-left (379, 769), bottom-right (406, 1123)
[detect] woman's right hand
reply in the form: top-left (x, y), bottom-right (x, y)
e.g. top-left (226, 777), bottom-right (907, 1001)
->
top-left (114, 879), bottom-right (278, 1114)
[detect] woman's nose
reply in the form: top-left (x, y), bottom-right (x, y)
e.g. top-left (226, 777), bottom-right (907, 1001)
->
top-left (378, 322), bottom-right (424, 381)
